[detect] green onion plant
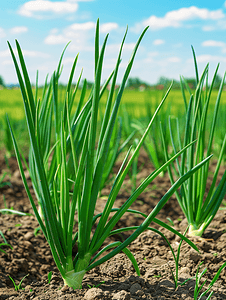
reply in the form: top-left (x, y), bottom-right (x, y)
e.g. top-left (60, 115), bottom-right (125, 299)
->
top-left (3, 114), bottom-right (14, 158)
top-left (7, 21), bottom-right (211, 289)
top-left (17, 41), bottom-right (119, 217)
top-left (161, 47), bottom-right (226, 237)
top-left (132, 100), bottom-right (172, 176)
top-left (129, 138), bottom-right (139, 193)
top-left (133, 118), bottom-right (166, 176)
top-left (167, 227), bottom-right (190, 289)
top-left (99, 116), bottom-right (134, 191)
top-left (120, 104), bottom-right (136, 139)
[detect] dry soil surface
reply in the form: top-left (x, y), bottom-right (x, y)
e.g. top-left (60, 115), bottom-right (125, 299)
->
top-left (0, 154), bottom-right (226, 299)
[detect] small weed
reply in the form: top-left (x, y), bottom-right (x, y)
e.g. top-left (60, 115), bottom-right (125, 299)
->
top-left (136, 200), bottom-right (144, 205)
top-left (87, 281), bottom-right (105, 289)
top-left (47, 271), bottom-right (53, 284)
top-left (167, 217), bottom-right (174, 226)
top-left (0, 172), bottom-right (11, 189)
top-left (153, 274), bottom-right (162, 278)
top-left (150, 194), bottom-right (158, 199)
top-left (34, 227), bottom-right (41, 236)
top-left (9, 274), bottom-right (29, 291)
top-left (0, 243), bottom-right (13, 254)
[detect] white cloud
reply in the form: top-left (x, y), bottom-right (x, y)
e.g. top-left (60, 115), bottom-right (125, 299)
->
top-left (107, 42), bottom-right (136, 52)
top-left (100, 23), bottom-right (118, 33)
top-left (0, 27), bottom-right (6, 38)
top-left (144, 51), bottom-right (159, 63)
top-left (49, 28), bottom-right (59, 34)
top-left (17, 0), bottom-right (92, 18)
top-left (102, 58), bottom-right (128, 70)
top-left (23, 50), bottom-right (50, 58)
top-left (134, 6), bottom-right (224, 31)
top-left (44, 22), bottom-right (95, 46)
top-left (67, 0), bottom-right (92, 2)
top-left (153, 39), bottom-right (165, 45)
top-left (121, 43), bottom-right (136, 51)
top-left (202, 40), bottom-right (226, 53)
top-left (0, 50), bottom-right (11, 57)
top-left (44, 21), bottom-right (119, 54)
top-left (69, 44), bottom-right (94, 52)
top-left (173, 43), bottom-right (183, 48)
top-left (196, 54), bottom-right (215, 63)
top-left (167, 57), bottom-right (181, 63)
top-left (148, 51), bottom-right (159, 57)
top-left (190, 54), bottom-right (226, 63)
top-left (45, 34), bottom-right (69, 45)
top-left (44, 22), bottom-right (94, 45)
top-left (10, 26), bottom-right (28, 34)
top-left (0, 48), bottom-right (49, 58)
top-left (2, 60), bottom-right (14, 66)
top-left (66, 22), bottom-right (118, 33)
top-left (202, 25), bottom-right (215, 31)
top-left (62, 57), bottom-right (79, 65)
top-left (69, 22), bottom-right (95, 31)
top-left (202, 40), bottom-right (226, 47)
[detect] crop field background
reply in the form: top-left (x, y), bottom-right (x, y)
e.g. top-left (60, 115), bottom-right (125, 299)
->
top-left (1, 87), bottom-right (226, 159)
top-left (1, 88), bottom-right (226, 120)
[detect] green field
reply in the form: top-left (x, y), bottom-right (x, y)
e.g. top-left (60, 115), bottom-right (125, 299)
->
top-left (1, 87), bottom-right (226, 155)
top-left (1, 87), bottom-right (226, 121)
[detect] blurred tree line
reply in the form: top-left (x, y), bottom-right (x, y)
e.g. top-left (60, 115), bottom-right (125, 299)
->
top-left (156, 74), bottom-right (223, 90)
top-left (126, 75), bottom-right (223, 90)
top-left (0, 74), bottom-right (223, 90)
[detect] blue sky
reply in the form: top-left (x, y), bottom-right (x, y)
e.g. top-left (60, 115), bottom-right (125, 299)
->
top-left (1, 0), bottom-right (226, 85)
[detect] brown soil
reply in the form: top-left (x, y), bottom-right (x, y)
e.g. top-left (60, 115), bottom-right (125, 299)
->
top-left (0, 153), bottom-right (226, 299)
